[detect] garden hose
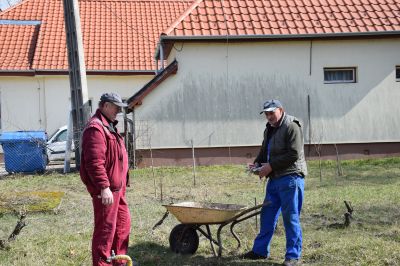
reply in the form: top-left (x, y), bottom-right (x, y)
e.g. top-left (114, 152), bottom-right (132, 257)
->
top-left (107, 250), bottom-right (134, 266)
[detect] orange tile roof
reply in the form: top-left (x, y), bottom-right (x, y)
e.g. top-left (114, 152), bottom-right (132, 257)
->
top-left (0, 23), bottom-right (39, 71)
top-left (163, 0), bottom-right (400, 37)
top-left (0, 0), bottom-right (193, 72)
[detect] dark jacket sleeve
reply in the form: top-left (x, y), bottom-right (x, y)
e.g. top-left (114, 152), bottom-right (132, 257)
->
top-left (82, 127), bottom-right (110, 189)
top-left (254, 128), bottom-right (267, 164)
top-left (269, 121), bottom-right (303, 171)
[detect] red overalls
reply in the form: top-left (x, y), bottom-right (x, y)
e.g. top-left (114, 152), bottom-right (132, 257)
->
top-left (80, 109), bottom-right (131, 266)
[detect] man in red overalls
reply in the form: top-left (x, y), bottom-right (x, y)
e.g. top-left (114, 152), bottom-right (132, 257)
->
top-left (80, 92), bottom-right (131, 266)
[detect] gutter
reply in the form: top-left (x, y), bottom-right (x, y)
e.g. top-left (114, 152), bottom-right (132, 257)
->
top-left (0, 70), bottom-right (35, 76)
top-left (85, 70), bottom-right (155, 75)
top-left (156, 30), bottom-right (400, 59)
top-left (160, 31), bottom-right (400, 41)
top-left (0, 70), bottom-right (156, 76)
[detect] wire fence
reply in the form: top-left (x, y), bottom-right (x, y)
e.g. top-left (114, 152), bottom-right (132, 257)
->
top-left (0, 114), bottom-right (137, 174)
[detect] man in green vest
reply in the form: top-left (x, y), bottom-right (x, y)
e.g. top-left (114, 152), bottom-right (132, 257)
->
top-left (241, 99), bottom-right (307, 266)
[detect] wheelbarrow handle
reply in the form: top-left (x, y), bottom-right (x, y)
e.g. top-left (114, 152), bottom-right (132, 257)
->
top-left (215, 201), bottom-right (270, 257)
top-left (225, 201), bottom-right (270, 223)
top-left (152, 210), bottom-right (170, 230)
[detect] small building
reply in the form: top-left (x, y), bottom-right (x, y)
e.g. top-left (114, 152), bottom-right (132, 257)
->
top-left (127, 0), bottom-right (400, 166)
top-left (0, 0), bottom-right (192, 135)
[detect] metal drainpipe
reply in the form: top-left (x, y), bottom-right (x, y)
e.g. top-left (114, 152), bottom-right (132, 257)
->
top-left (131, 108), bottom-right (136, 169)
top-left (159, 41), bottom-right (164, 71)
top-left (42, 77), bottom-right (47, 130)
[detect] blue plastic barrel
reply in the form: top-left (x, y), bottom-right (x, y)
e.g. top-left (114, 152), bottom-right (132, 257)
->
top-left (0, 131), bottom-right (47, 173)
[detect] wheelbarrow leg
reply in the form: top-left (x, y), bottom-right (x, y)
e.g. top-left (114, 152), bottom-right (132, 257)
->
top-left (205, 225), bottom-right (217, 257)
top-left (217, 224), bottom-right (227, 257)
top-left (230, 222), bottom-right (241, 249)
top-left (230, 210), bottom-right (263, 249)
top-left (196, 226), bottom-right (220, 247)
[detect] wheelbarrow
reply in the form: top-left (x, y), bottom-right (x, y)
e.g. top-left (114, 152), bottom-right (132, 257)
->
top-left (153, 201), bottom-right (269, 257)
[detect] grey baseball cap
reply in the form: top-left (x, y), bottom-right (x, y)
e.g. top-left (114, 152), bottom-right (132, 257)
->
top-left (260, 99), bottom-right (283, 114)
top-left (100, 92), bottom-right (127, 107)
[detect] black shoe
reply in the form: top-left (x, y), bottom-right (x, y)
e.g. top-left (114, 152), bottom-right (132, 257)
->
top-left (240, 250), bottom-right (268, 260)
top-left (282, 259), bottom-right (300, 266)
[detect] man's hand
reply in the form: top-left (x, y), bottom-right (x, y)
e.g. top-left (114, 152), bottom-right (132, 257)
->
top-left (247, 163), bottom-right (258, 172)
top-left (259, 163), bottom-right (272, 178)
top-left (101, 187), bottom-right (114, 205)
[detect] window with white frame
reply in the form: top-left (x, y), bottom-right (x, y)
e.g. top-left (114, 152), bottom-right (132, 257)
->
top-left (324, 67), bottom-right (356, 84)
top-left (396, 66), bottom-right (400, 81)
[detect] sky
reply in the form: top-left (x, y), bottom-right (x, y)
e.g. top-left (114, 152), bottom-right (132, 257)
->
top-left (0, 0), bottom-right (20, 11)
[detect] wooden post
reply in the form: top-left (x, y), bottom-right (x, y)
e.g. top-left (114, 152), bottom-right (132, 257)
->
top-left (255, 197), bottom-right (258, 230)
top-left (191, 139), bottom-right (196, 187)
top-left (307, 94), bottom-right (311, 156)
top-left (150, 138), bottom-right (156, 198)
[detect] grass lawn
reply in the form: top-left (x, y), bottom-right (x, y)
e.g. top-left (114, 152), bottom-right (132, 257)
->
top-left (0, 157), bottom-right (399, 265)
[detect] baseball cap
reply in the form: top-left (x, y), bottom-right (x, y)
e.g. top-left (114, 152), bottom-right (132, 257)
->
top-left (260, 99), bottom-right (283, 114)
top-left (100, 92), bottom-right (127, 107)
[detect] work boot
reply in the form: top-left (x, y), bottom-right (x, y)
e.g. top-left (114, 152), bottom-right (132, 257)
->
top-left (240, 250), bottom-right (268, 260)
top-left (282, 259), bottom-right (300, 266)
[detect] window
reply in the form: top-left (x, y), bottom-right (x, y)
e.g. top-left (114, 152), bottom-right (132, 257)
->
top-left (396, 66), bottom-right (400, 81)
top-left (55, 130), bottom-right (67, 142)
top-left (324, 67), bottom-right (356, 84)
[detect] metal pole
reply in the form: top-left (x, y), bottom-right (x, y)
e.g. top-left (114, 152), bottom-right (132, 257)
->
top-left (63, 110), bottom-right (73, 173)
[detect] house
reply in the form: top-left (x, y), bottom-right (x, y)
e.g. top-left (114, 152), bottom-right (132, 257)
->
top-left (127, 0), bottom-right (400, 166)
top-left (0, 0), bottom-right (193, 136)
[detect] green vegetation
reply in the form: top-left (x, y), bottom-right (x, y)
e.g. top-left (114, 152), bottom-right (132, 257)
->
top-left (0, 157), bottom-right (399, 265)
top-left (0, 191), bottom-right (64, 214)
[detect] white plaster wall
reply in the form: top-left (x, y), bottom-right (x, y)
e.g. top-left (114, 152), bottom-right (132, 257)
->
top-left (135, 38), bottom-right (400, 149)
top-left (310, 39), bottom-right (400, 143)
top-left (0, 75), bottom-right (152, 136)
top-left (0, 77), bottom-right (44, 131)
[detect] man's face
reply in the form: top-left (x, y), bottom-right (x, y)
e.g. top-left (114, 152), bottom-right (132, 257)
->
top-left (101, 102), bottom-right (121, 122)
top-left (264, 107), bottom-right (283, 127)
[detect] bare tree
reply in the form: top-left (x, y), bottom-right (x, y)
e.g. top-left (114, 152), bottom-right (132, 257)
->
top-left (312, 126), bottom-right (324, 182)
top-left (0, 210), bottom-right (27, 250)
top-left (333, 144), bottom-right (343, 176)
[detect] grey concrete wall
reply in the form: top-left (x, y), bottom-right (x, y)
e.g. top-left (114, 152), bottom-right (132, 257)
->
top-left (134, 39), bottom-right (400, 149)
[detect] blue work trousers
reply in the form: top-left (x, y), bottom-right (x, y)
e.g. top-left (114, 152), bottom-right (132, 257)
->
top-left (252, 174), bottom-right (304, 260)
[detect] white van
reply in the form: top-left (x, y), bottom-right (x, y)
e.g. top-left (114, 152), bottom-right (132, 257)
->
top-left (46, 114), bottom-right (126, 162)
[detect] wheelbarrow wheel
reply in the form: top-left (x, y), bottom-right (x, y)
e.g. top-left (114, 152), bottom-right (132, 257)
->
top-left (169, 224), bottom-right (199, 255)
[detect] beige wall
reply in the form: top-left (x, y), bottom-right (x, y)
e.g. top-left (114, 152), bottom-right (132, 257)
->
top-left (0, 75), bottom-right (151, 135)
top-left (135, 38), bottom-right (400, 149)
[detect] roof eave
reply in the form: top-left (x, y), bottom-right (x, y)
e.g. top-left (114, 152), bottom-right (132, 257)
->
top-left (127, 60), bottom-right (178, 111)
top-left (0, 69), bottom-right (157, 76)
top-left (158, 31), bottom-right (400, 58)
top-left (86, 70), bottom-right (156, 76)
top-left (0, 70), bottom-right (35, 76)
top-left (160, 31), bottom-right (400, 41)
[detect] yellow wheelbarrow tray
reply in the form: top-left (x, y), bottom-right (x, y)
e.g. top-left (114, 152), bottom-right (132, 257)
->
top-left (153, 201), bottom-right (270, 257)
